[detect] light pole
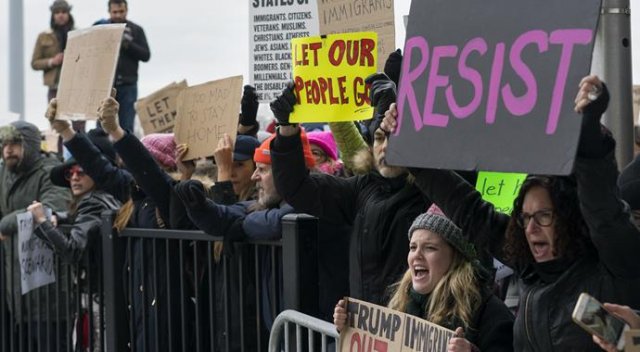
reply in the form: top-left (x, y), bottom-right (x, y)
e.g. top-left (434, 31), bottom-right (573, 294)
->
top-left (9, 0), bottom-right (25, 120)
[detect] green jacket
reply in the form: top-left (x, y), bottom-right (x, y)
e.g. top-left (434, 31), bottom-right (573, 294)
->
top-left (0, 121), bottom-right (71, 322)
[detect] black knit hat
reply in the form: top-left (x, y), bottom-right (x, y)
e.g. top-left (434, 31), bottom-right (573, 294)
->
top-left (408, 204), bottom-right (477, 261)
top-left (50, 158), bottom-right (78, 188)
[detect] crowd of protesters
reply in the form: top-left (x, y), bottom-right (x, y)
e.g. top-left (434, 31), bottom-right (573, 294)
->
top-left (2, 1), bottom-right (640, 351)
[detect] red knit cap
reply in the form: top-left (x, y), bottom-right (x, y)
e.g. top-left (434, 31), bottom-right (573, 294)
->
top-left (254, 129), bottom-right (315, 168)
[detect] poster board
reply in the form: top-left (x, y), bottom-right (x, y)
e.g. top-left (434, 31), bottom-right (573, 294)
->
top-left (339, 297), bottom-right (455, 352)
top-left (633, 85), bottom-right (640, 125)
top-left (17, 211), bottom-right (56, 295)
top-left (289, 32), bottom-right (377, 123)
top-left (249, 0), bottom-right (320, 103)
top-left (135, 80), bottom-right (188, 135)
top-left (317, 0), bottom-right (395, 71)
top-left (56, 24), bottom-right (125, 120)
top-left (174, 76), bottom-right (243, 160)
top-left (625, 329), bottom-right (640, 352)
top-left (387, 0), bottom-right (601, 175)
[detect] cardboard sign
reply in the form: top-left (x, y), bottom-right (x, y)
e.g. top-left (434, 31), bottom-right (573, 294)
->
top-left (340, 298), bottom-right (455, 352)
top-left (317, 0), bottom-right (395, 72)
top-left (56, 24), bottom-right (125, 120)
top-left (135, 80), bottom-right (188, 135)
top-left (17, 212), bottom-right (56, 295)
top-left (475, 171), bottom-right (527, 214)
top-left (289, 32), bottom-right (377, 123)
top-left (387, 0), bottom-right (601, 175)
top-left (625, 329), bottom-right (640, 352)
top-left (249, 0), bottom-right (320, 103)
top-left (174, 76), bottom-right (243, 160)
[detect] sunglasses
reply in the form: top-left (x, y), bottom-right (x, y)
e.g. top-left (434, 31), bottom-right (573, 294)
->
top-left (64, 165), bottom-right (86, 180)
top-left (516, 209), bottom-right (554, 228)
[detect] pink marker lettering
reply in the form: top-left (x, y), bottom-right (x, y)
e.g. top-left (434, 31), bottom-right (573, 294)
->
top-left (423, 45), bottom-right (458, 127)
top-left (397, 36), bottom-right (430, 133)
top-left (445, 37), bottom-right (487, 119)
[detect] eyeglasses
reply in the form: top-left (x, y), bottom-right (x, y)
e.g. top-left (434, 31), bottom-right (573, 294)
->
top-left (516, 209), bottom-right (554, 228)
top-left (64, 165), bottom-right (86, 180)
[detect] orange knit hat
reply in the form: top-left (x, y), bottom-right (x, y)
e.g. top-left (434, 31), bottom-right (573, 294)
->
top-left (254, 129), bottom-right (315, 168)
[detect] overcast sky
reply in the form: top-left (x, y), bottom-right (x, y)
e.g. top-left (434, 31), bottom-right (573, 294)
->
top-left (0, 0), bottom-right (638, 130)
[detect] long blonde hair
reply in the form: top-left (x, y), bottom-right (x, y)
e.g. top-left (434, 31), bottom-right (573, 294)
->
top-left (387, 251), bottom-right (481, 329)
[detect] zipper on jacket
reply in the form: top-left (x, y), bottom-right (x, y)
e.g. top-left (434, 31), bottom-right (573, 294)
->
top-left (524, 286), bottom-right (535, 349)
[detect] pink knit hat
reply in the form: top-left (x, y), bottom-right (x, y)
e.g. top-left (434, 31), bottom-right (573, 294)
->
top-left (141, 133), bottom-right (177, 170)
top-left (306, 131), bottom-right (338, 161)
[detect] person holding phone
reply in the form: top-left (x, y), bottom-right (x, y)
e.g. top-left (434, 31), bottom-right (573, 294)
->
top-left (334, 205), bottom-right (514, 352)
top-left (380, 74), bottom-right (640, 351)
top-left (593, 303), bottom-right (640, 351)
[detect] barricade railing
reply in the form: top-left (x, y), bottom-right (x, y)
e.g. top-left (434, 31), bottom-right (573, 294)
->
top-left (1, 224), bottom-right (104, 352)
top-left (1, 212), bottom-right (320, 352)
top-left (268, 310), bottom-right (339, 352)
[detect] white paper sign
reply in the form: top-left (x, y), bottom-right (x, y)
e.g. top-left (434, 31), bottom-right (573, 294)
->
top-left (17, 211), bottom-right (56, 294)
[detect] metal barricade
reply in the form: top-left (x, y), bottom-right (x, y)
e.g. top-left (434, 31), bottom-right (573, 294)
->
top-left (0, 224), bottom-right (104, 352)
top-left (268, 310), bottom-right (339, 352)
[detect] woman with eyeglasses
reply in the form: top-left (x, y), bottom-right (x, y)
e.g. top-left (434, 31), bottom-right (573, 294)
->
top-left (379, 75), bottom-right (640, 351)
top-left (27, 157), bottom-right (123, 352)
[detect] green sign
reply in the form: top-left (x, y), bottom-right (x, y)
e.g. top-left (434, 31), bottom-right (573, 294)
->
top-left (475, 171), bottom-right (527, 215)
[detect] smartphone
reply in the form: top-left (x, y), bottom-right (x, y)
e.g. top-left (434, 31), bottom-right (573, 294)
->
top-left (572, 293), bottom-right (628, 350)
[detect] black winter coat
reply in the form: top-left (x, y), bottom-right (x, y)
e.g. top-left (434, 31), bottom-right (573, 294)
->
top-left (271, 131), bottom-right (430, 305)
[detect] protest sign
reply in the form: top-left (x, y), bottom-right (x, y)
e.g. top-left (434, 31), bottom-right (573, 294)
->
top-left (387, 0), bottom-right (601, 175)
top-left (289, 32), bottom-right (377, 123)
top-left (56, 24), bottom-right (125, 120)
top-left (174, 76), bottom-right (243, 160)
top-left (475, 171), bottom-right (527, 214)
top-left (135, 80), bottom-right (188, 135)
top-left (317, 0), bottom-right (394, 71)
top-left (625, 330), bottom-right (640, 352)
top-left (249, 0), bottom-right (320, 103)
top-left (17, 211), bottom-right (56, 295)
top-left (340, 297), bottom-right (455, 352)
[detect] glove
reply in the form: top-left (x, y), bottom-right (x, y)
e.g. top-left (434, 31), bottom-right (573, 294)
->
top-left (269, 81), bottom-right (297, 126)
top-left (45, 98), bottom-right (71, 133)
top-left (240, 85), bottom-right (259, 127)
top-left (174, 180), bottom-right (208, 209)
top-left (383, 49), bottom-right (403, 86)
top-left (365, 73), bottom-right (397, 116)
top-left (97, 97), bottom-right (120, 133)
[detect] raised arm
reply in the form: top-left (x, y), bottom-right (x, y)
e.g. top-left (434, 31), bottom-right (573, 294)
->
top-left (573, 76), bottom-right (640, 277)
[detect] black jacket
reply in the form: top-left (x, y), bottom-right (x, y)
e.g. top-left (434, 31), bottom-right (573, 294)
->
top-left (464, 294), bottom-right (514, 352)
top-left (35, 191), bottom-right (121, 283)
top-left (271, 130), bottom-right (430, 305)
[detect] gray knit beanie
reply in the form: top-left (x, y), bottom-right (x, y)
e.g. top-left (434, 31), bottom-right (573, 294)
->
top-left (408, 204), bottom-right (477, 260)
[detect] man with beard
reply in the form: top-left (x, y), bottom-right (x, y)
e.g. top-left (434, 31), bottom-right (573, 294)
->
top-left (95, 0), bottom-right (151, 132)
top-left (31, 0), bottom-right (75, 102)
top-left (268, 74), bottom-right (431, 306)
top-left (0, 121), bottom-right (71, 350)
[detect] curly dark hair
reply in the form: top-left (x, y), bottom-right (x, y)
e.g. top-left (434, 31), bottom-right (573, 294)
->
top-left (503, 175), bottom-right (595, 268)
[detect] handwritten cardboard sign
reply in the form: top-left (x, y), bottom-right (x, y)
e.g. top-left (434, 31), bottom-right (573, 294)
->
top-left (56, 24), bottom-right (125, 120)
top-left (317, 0), bottom-right (395, 71)
top-left (17, 211), bottom-right (56, 295)
top-left (387, 0), bottom-right (601, 175)
top-left (174, 76), bottom-right (243, 160)
top-left (249, 0), bottom-right (320, 103)
top-left (340, 297), bottom-right (455, 352)
top-left (135, 80), bottom-right (188, 135)
top-left (290, 32), bottom-right (377, 123)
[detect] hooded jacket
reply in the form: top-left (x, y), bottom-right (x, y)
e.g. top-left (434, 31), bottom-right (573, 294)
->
top-left (270, 129), bottom-right (430, 305)
top-left (0, 121), bottom-right (71, 322)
